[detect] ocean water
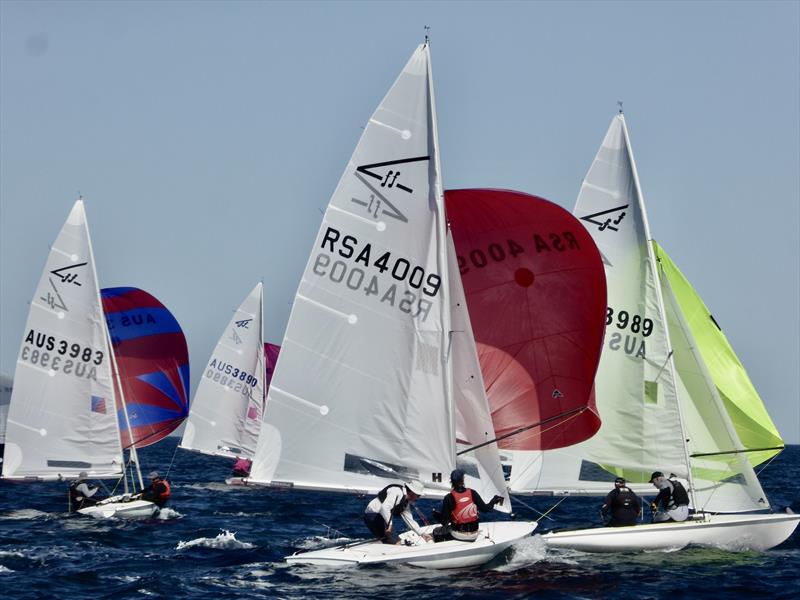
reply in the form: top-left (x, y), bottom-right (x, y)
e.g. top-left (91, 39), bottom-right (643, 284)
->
top-left (1, 441), bottom-right (798, 599)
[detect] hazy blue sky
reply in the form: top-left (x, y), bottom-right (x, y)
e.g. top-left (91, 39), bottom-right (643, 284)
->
top-left (1, 1), bottom-right (798, 442)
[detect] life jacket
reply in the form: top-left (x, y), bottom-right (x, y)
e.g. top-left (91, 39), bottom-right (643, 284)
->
top-left (611, 487), bottom-right (637, 511)
top-left (668, 479), bottom-right (689, 507)
top-left (377, 484), bottom-right (408, 517)
top-left (154, 478), bottom-right (171, 502)
top-left (449, 488), bottom-right (478, 526)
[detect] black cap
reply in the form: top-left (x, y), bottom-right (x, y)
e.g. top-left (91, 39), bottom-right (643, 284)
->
top-left (649, 471), bottom-right (664, 483)
top-left (450, 469), bottom-right (465, 484)
top-left (614, 477), bottom-right (625, 485)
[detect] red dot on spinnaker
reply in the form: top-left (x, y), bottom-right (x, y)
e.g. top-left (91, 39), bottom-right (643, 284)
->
top-left (514, 268), bottom-right (535, 287)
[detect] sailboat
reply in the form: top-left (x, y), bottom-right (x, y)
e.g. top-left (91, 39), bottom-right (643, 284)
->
top-left (0, 200), bottom-right (182, 519)
top-left (533, 113), bottom-right (800, 552)
top-left (179, 282), bottom-right (277, 473)
top-left (242, 43), bottom-right (536, 568)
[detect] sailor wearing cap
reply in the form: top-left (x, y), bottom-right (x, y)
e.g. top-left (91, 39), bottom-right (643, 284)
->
top-left (364, 480), bottom-right (432, 544)
top-left (649, 471), bottom-right (690, 522)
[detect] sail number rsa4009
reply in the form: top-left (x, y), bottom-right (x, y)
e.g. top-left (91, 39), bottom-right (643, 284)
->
top-left (313, 226), bottom-right (441, 322)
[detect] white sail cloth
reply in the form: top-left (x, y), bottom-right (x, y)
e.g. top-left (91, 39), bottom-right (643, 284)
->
top-left (250, 45), bottom-right (456, 494)
top-left (181, 282), bottom-right (266, 459)
top-left (249, 45), bottom-right (508, 507)
top-left (2, 201), bottom-right (123, 480)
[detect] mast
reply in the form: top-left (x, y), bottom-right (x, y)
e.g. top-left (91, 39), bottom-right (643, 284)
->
top-left (620, 114), bottom-right (698, 508)
top-left (425, 40), bottom-right (456, 469)
top-left (83, 201), bottom-right (144, 493)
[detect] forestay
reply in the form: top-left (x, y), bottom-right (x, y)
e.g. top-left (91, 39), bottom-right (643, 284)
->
top-left (181, 283), bottom-right (266, 459)
top-left (250, 44), bottom-right (455, 494)
top-left (2, 201), bottom-right (123, 480)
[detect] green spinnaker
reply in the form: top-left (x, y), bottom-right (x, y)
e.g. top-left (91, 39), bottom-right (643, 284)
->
top-left (652, 241), bottom-right (783, 467)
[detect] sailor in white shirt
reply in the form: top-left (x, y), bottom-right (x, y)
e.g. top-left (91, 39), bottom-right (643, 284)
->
top-left (363, 480), bottom-right (432, 544)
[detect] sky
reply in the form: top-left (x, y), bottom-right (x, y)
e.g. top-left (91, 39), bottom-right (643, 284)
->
top-left (1, 1), bottom-right (798, 443)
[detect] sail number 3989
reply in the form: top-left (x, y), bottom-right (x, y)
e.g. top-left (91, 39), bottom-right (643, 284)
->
top-left (606, 307), bottom-right (653, 337)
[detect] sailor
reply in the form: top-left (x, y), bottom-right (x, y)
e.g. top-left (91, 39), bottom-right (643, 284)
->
top-left (138, 471), bottom-right (171, 507)
top-left (649, 471), bottom-right (690, 522)
top-left (432, 469), bottom-right (505, 542)
top-left (232, 457), bottom-right (252, 478)
top-left (363, 480), bottom-right (433, 544)
top-left (600, 477), bottom-right (642, 527)
top-left (69, 471), bottom-right (104, 510)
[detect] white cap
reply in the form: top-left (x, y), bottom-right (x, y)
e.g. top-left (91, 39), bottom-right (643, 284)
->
top-left (405, 480), bottom-right (424, 496)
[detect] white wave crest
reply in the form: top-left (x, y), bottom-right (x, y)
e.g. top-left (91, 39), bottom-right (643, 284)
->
top-left (294, 535), bottom-right (354, 550)
top-left (180, 482), bottom-right (236, 493)
top-left (493, 533), bottom-right (549, 571)
top-left (2, 509), bottom-right (52, 520)
top-left (0, 565), bottom-right (13, 574)
top-left (156, 507), bottom-right (183, 520)
top-left (175, 529), bottom-right (255, 550)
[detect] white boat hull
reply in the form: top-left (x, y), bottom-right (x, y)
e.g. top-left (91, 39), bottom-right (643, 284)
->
top-left (77, 494), bottom-right (158, 519)
top-left (543, 511), bottom-right (800, 552)
top-left (286, 521), bottom-right (537, 568)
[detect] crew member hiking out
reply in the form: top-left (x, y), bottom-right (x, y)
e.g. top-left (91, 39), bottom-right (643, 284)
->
top-left (69, 471), bottom-right (105, 511)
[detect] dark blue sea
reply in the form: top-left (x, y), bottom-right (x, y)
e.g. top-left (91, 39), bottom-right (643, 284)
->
top-left (1, 441), bottom-right (798, 599)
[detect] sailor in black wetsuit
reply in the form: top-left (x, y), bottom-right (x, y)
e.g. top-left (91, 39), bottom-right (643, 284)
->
top-left (601, 477), bottom-right (642, 527)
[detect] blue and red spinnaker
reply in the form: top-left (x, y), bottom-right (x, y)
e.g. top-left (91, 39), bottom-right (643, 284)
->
top-left (101, 287), bottom-right (190, 449)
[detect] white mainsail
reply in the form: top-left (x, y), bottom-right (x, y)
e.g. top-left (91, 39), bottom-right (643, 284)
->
top-left (2, 201), bottom-right (123, 480)
top-left (250, 44), bottom-right (456, 494)
top-left (180, 282), bottom-right (266, 459)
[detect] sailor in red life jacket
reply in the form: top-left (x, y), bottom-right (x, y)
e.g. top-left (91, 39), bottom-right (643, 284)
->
top-left (138, 471), bottom-right (171, 507)
top-left (432, 469), bottom-right (505, 542)
top-left (363, 480), bottom-right (433, 544)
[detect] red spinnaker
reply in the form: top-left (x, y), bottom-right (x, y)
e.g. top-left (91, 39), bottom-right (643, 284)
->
top-left (445, 189), bottom-right (606, 451)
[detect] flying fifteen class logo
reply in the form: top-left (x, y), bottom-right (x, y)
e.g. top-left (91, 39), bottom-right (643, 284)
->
top-left (235, 319), bottom-right (252, 329)
top-left (351, 155), bottom-right (430, 223)
top-left (40, 262), bottom-right (88, 312)
top-left (580, 205), bottom-right (628, 232)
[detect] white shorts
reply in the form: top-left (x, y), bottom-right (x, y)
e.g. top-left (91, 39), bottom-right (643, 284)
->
top-left (654, 505), bottom-right (689, 522)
